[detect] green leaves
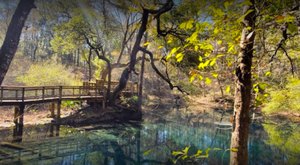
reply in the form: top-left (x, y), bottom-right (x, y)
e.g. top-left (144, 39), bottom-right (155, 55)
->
top-left (17, 61), bottom-right (81, 86)
top-left (171, 147), bottom-right (222, 164)
top-left (171, 146), bottom-right (190, 163)
top-left (265, 71), bottom-right (271, 77)
top-left (176, 52), bottom-right (184, 62)
top-left (226, 85), bottom-right (231, 94)
top-left (197, 56), bottom-right (219, 70)
top-left (205, 77), bottom-right (212, 85)
top-left (287, 23), bottom-right (298, 35)
top-left (186, 32), bottom-right (199, 44)
top-left (253, 82), bottom-right (270, 106)
top-left (275, 14), bottom-right (298, 35)
top-left (189, 73), bottom-right (197, 83)
top-left (227, 42), bottom-right (237, 54)
top-left (263, 78), bottom-right (300, 114)
top-left (224, 1), bottom-right (232, 10)
top-left (230, 148), bottom-right (238, 152)
top-left (166, 47), bottom-right (180, 61)
top-left (143, 149), bottom-right (152, 156)
top-left (179, 19), bottom-right (194, 30)
top-left (198, 60), bottom-right (210, 69)
top-left (212, 73), bottom-right (218, 78)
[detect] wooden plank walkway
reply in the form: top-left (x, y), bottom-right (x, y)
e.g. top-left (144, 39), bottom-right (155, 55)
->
top-left (0, 86), bottom-right (103, 106)
top-left (0, 81), bottom-right (138, 127)
top-left (0, 81), bottom-right (138, 106)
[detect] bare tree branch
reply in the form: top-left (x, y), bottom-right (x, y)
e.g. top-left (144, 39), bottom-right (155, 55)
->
top-left (139, 47), bottom-right (189, 95)
top-left (269, 23), bottom-right (295, 75)
top-left (280, 45), bottom-right (295, 75)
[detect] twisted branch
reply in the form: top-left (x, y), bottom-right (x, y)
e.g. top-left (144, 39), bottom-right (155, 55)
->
top-left (139, 47), bottom-right (189, 95)
top-left (269, 24), bottom-right (295, 75)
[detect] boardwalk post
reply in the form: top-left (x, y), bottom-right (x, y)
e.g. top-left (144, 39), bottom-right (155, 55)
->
top-left (19, 104), bottom-right (24, 127)
top-left (59, 86), bottom-right (62, 99)
top-left (22, 87), bottom-right (25, 102)
top-left (56, 86), bottom-right (62, 121)
top-left (55, 124), bottom-right (60, 136)
top-left (102, 86), bottom-right (105, 109)
top-left (0, 87), bottom-right (3, 102)
top-left (57, 101), bottom-right (61, 121)
top-left (13, 104), bottom-right (24, 126)
top-left (42, 87), bottom-right (45, 100)
top-left (13, 106), bottom-right (18, 125)
top-left (15, 89), bottom-right (18, 100)
top-left (50, 103), bottom-right (55, 118)
top-left (13, 104), bottom-right (24, 142)
top-left (49, 124), bottom-right (54, 137)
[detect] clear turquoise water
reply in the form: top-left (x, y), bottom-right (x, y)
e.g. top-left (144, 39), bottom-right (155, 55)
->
top-left (0, 119), bottom-right (299, 165)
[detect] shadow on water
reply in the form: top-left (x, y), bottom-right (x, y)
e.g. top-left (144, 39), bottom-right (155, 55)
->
top-left (0, 112), bottom-right (299, 165)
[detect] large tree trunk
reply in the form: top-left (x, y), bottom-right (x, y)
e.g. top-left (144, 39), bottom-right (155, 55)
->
top-left (230, 1), bottom-right (256, 165)
top-left (109, 10), bottom-right (149, 104)
top-left (0, 0), bottom-right (35, 85)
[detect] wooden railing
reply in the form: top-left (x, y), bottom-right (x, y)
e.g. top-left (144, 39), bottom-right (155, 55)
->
top-left (83, 80), bottom-right (139, 94)
top-left (0, 86), bottom-right (103, 103)
top-left (0, 81), bottom-right (138, 104)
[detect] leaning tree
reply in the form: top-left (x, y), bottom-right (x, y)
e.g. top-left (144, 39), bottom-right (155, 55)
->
top-left (0, 0), bottom-right (36, 85)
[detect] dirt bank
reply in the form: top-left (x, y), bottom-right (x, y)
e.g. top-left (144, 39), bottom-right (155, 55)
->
top-left (0, 95), bottom-right (233, 128)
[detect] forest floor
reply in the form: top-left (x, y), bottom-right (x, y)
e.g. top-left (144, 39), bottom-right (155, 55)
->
top-left (0, 105), bottom-right (74, 128)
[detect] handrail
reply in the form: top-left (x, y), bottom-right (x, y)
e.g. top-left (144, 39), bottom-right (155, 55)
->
top-left (0, 83), bottom-right (138, 103)
top-left (0, 85), bottom-right (102, 102)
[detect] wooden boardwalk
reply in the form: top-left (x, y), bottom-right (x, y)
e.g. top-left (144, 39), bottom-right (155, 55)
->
top-left (0, 81), bottom-right (138, 125)
top-left (0, 81), bottom-right (138, 106)
top-left (0, 86), bottom-right (103, 106)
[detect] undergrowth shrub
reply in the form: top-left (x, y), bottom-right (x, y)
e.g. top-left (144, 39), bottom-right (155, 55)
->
top-left (17, 61), bottom-right (81, 86)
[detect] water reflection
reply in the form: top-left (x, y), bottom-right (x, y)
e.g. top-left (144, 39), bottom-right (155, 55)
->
top-left (12, 123), bottom-right (23, 143)
top-left (263, 123), bottom-right (300, 164)
top-left (0, 120), bottom-right (299, 164)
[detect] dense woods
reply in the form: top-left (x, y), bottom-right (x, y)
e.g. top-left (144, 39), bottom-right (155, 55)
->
top-left (0, 0), bottom-right (299, 164)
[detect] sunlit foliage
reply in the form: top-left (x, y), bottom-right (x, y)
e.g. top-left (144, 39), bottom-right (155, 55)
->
top-left (263, 78), bottom-right (300, 114)
top-left (17, 62), bottom-right (81, 86)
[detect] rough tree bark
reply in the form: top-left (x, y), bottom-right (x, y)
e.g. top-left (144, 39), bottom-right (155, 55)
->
top-left (0, 0), bottom-right (36, 85)
top-left (230, 1), bottom-right (256, 165)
